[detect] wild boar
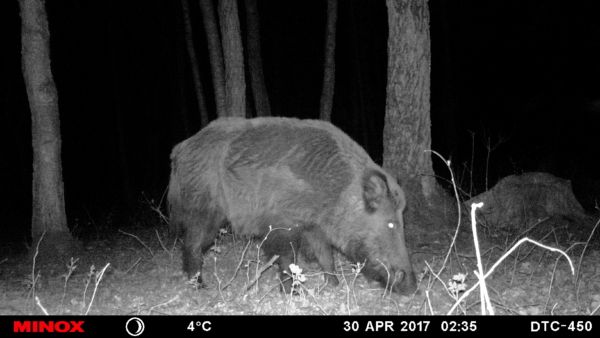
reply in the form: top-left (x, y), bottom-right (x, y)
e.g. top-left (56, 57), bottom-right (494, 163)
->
top-left (168, 117), bottom-right (416, 294)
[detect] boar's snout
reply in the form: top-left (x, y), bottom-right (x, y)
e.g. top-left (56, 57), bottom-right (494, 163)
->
top-left (392, 268), bottom-right (417, 295)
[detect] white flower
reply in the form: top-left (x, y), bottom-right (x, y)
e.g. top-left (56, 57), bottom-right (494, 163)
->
top-left (289, 263), bottom-right (302, 275)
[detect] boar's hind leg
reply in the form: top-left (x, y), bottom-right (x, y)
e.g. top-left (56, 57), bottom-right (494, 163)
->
top-left (182, 211), bottom-right (222, 286)
top-left (303, 230), bottom-right (339, 287)
top-left (275, 255), bottom-right (295, 294)
top-left (260, 225), bottom-right (299, 294)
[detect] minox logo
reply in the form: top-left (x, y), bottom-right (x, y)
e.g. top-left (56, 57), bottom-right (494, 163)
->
top-left (13, 321), bottom-right (85, 333)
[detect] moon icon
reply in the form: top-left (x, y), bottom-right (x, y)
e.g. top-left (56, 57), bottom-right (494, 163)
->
top-left (125, 317), bottom-right (145, 336)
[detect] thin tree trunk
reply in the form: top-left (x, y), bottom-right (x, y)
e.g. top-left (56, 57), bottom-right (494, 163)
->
top-left (181, 0), bottom-right (209, 126)
top-left (319, 0), bottom-right (337, 121)
top-left (383, 0), bottom-right (435, 198)
top-left (348, 1), bottom-right (371, 153)
top-left (218, 0), bottom-right (246, 117)
top-left (162, 0), bottom-right (191, 137)
top-left (198, 0), bottom-right (226, 117)
top-left (113, 94), bottom-right (133, 207)
top-left (107, 3), bottom-right (134, 209)
top-left (174, 43), bottom-right (191, 136)
top-left (244, 0), bottom-right (271, 117)
top-left (19, 0), bottom-right (70, 245)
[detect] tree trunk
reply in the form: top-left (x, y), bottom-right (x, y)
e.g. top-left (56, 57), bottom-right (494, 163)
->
top-left (437, 0), bottom-right (459, 163)
top-left (198, 0), bottom-right (226, 117)
top-left (383, 0), bottom-right (455, 231)
top-left (19, 0), bottom-right (72, 249)
top-left (218, 0), bottom-right (246, 117)
top-left (319, 0), bottom-right (338, 121)
top-left (244, 0), bottom-right (271, 117)
top-left (181, 0), bottom-right (209, 126)
top-left (383, 0), bottom-right (434, 198)
top-left (219, 0), bottom-right (246, 117)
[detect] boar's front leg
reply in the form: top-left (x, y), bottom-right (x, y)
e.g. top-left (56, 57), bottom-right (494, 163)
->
top-left (182, 215), bottom-right (221, 286)
top-left (302, 229), bottom-right (339, 287)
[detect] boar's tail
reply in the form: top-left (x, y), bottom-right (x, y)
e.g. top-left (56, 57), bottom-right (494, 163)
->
top-left (167, 142), bottom-right (185, 236)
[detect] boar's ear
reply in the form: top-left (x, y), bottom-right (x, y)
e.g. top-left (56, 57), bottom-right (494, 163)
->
top-left (362, 171), bottom-right (389, 213)
top-left (390, 177), bottom-right (406, 211)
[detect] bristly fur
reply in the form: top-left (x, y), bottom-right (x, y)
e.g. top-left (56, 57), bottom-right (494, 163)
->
top-left (168, 117), bottom-right (416, 294)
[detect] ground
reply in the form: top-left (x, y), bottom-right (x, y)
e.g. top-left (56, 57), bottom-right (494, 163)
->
top-left (0, 209), bottom-right (599, 315)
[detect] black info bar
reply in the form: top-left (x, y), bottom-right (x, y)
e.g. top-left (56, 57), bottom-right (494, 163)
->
top-left (0, 316), bottom-right (596, 337)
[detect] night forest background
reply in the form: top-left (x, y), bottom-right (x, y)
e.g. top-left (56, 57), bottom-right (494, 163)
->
top-left (1, 0), bottom-right (600, 244)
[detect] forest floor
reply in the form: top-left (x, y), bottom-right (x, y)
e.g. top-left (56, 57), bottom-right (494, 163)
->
top-left (1, 208), bottom-right (599, 316)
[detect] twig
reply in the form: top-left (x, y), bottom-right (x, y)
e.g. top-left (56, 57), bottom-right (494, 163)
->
top-left (509, 245), bottom-right (522, 286)
top-left (544, 243), bottom-right (582, 313)
top-left (509, 217), bottom-right (550, 248)
top-left (81, 266), bottom-right (93, 312)
top-left (469, 131), bottom-right (475, 195)
top-left (423, 260), bottom-right (465, 315)
top-left (29, 232), bottom-right (46, 305)
top-left (143, 192), bottom-right (169, 225)
top-left (221, 239), bottom-right (252, 291)
top-left (575, 217), bottom-right (600, 306)
top-left (349, 261), bottom-right (364, 311)
top-left (469, 202), bottom-right (494, 315)
top-left (149, 295), bottom-right (180, 313)
top-left (448, 236), bottom-right (574, 315)
top-left (118, 229), bottom-right (154, 256)
top-left (213, 257), bottom-right (224, 302)
top-left (124, 257), bottom-right (142, 274)
top-left (255, 283), bottom-right (281, 312)
top-left (388, 295), bottom-right (401, 315)
top-left (155, 229), bottom-right (168, 252)
top-left (425, 290), bottom-right (433, 315)
top-left (85, 263), bottom-right (110, 315)
top-left (484, 135), bottom-right (507, 191)
top-left (517, 228), bottom-right (558, 264)
top-left (426, 150), bottom-right (462, 277)
top-left (60, 257), bottom-right (79, 314)
top-left (591, 302), bottom-right (600, 315)
top-left (299, 284), bottom-right (328, 315)
top-left (171, 236), bottom-right (179, 253)
top-left (245, 255), bottom-right (279, 291)
top-left (253, 226), bottom-right (291, 291)
top-left (338, 259), bottom-right (351, 315)
top-left (376, 259), bottom-right (391, 299)
top-left (35, 296), bottom-right (49, 315)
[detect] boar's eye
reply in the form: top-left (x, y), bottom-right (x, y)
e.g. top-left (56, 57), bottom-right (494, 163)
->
top-left (387, 222), bottom-right (395, 229)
